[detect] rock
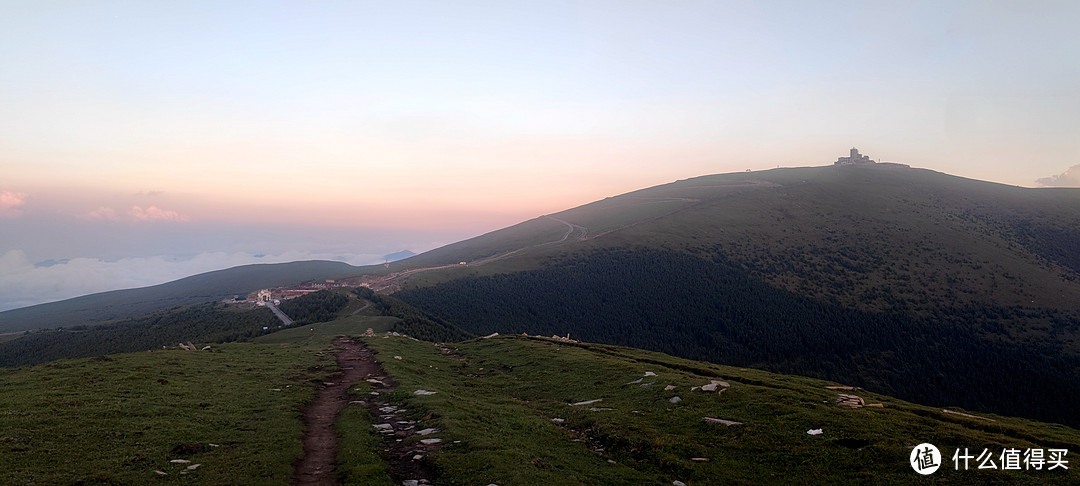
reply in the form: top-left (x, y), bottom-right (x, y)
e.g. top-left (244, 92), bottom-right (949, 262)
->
top-left (703, 417), bottom-right (742, 426)
top-left (664, 385), bottom-right (676, 391)
top-left (373, 423), bottom-right (393, 430)
top-left (394, 356), bottom-right (403, 360)
top-left (420, 438), bottom-right (442, 445)
top-left (669, 396), bottom-right (682, 404)
top-left (154, 470), bottom-right (167, 476)
top-left (413, 454), bottom-right (423, 460)
top-left (570, 399), bottom-right (602, 406)
top-left (589, 407), bottom-right (614, 411)
top-left (644, 371), bottom-right (657, 376)
top-left (551, 418), bottom-right (565, 424)
top-left (379, 406), bottom-right (398, 413)
top-left (414, 389), bottom-right (437, 396)
top-left (674, 481), bottom-right (687, 486)
top-left (807, 429), bottom-right (823, 435)
top-left (691, 457), bottom-right (710, 462)
top-left (482, 332), bottom-right (500, 339)
top-left (625, 378), bottom-right (643, 385)
top-left (416, 428), bottom-right (438, 436)
top-left (186, 464), bottom-right (201, 470)
top-left (403, 480), bottom-right (419, 486)
top-left (169, 459), bottom-right (191, 464)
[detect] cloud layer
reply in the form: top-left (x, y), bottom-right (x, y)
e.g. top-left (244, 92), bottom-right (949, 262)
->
top-left (1036, 164), bottom-right (1080, 187)
top-left (82, 205), bottom-right (190, 222)
top-left (0, 250), bottom-right (382, 312)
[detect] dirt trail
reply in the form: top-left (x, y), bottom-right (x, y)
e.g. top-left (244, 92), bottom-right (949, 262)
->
top-left (292, 337), bottom-right (439, 485)
top-left (292, 336), bottom-right (374, 485)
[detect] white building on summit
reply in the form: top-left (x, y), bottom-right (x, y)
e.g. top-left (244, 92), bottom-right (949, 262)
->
top-left (835, 147), bottom-right (875, 165)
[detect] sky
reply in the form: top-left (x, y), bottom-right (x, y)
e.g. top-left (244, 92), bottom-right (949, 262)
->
top-left (2, 1), bottom-right (1079, 311)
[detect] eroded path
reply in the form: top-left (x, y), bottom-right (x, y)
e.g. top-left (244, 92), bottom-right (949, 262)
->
top-left (293, 336), bottom-right (439, 485)
top-left (292, 336), bottom-right (374, 485)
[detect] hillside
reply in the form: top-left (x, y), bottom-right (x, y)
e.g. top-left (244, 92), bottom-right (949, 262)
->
top-left (352, 165), bottom-right (1080, 427)
top-left (1, 319), bottom-right (1076, 484)
top-left (0, 260), bottom-right (363, 333)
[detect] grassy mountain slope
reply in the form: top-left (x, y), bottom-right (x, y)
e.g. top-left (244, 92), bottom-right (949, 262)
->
top-left (371, 165), bottom-right (1080, 426)
top-left (3, 317), bottom-right (1077, 484)
top-left (363, 333), bottom-right (1079, 485)
top-left (0, 260), bottom-right (361, 333)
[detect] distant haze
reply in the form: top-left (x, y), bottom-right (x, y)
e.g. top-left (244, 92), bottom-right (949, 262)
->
top-left (2, 2), bottom-right (1078, 310)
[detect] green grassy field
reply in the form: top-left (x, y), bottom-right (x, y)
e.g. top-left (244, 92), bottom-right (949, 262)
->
top-left (0, 315), bottom-right (396, 485)
top-left (361, 334), bottom-right (1080, 485)
top-left (3, 314), bottom-right (1077, 485)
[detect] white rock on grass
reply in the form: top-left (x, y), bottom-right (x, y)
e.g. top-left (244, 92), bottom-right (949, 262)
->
top-left (416, 428), bottom-right (438, 436)
top-left (570, 399), bottom-right (602, 406)
top-left (673, 481), bottom-right (686, 486)
top-left (420, 438), bottom-right (442, 445)
top-left (645, 371), bottom-right (657, 376)
top-left (414, 389), bottom-right (437, 396)
top-left (664, 385), bottom-right (677, 391)
top-left (669, 396), bottom-right (682, 404)
top-left (403, 480), bottom-right (419, 486)
top-left (807, 429), bottom-right (823, 435)
top-left (169, 459), bottom-right (191, 464)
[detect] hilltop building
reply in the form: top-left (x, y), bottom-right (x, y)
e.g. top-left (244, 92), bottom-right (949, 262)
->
top-left (835, 147), bottom-right (875, 166)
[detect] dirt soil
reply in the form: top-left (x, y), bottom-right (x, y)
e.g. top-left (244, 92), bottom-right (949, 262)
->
top-left (292, 336), bottom-right (438, 485)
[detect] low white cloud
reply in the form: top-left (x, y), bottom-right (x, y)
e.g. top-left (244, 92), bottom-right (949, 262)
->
top-left (131, 205), bottom-right (189, 222)
top-left (1036, 164), bottom-right (1080, 187)
top-left (80, 205), bottom-right (189, 222)
top-left (0, 190), bottom-right (27, 217)
top-left (0, 249), bottom-right (384, 312)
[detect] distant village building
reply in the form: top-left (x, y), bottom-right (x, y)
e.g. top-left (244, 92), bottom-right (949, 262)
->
top-left (257, 289), bottom-right (272, 302)
top-left (834, 147), bottom-right (875, 166)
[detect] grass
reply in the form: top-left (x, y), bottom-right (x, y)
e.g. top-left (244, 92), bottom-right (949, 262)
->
top-left (4, 312), bottom-right (1077, 485)
top-left (361, 334), bottom-right (1080, 485)
top-left (0, 315), bottom-right (398, 485)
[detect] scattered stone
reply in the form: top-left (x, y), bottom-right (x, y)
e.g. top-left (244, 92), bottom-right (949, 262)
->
top-left (201, 345), bottom-right (211, 351)
top-left (837, 394), bottom-right (865, 408)
top-left (270, 388), bottom-right (281, 392)
top-left (420, 438), bottom-right (442, 445)
top-left (625, 378), bottom-right (643, 385)
top-left (416, 428), bottom-right (438, 436)
top-left (370, 391), bottom-right (380, 395)
top-left (703, 417), bottom-right (742, 426)
top-left (807, 429), bottom-right (824, 435)
top-left (608, 459), bottom-right (617, 464)
top-left (482, 332), bottom-right (500, 339)
top-left (551, 418), bottom-right (565, 424)
top-left (414, 389), bottom-right (437, 396)
top-left (373, 423), bottom-right (393, 431)
top-left (403, 480), bottom-right (419, 486)
top-left (825, 386), bottom-right (856, 390)
top-left (364, 328), bottom-right (375, 337)
top-left (673, 481), bottom-right (686, 486)
top-left (379, 406), bottom-right (398, 413)
top-left (941, 409), bottom-right (995, 421)
top-left (413, 454), bottom-right (423, 460)
top-left (867, 403), bottom-right (884, 408)
top-left (691, 457), bottom-right (710, 462)
top-left (154, 470), bottom-right (167, 476)
top-left (570, 399), bottom-right (603, 406)
top-left (644, 371), bottom-right (657, 377)
top-left (208, 444), bottom-right (220, 448)
top-left (169, 459), bottom-right (191, 464)
top-left (186, 464), bottom-right (201, 470)
top-left (589, 407), bottom-right (614, 411)
top-left (367, 378), bottom-right (385, 384)
top-left (664, 385), bottom-right (676, 391)
top-left (669, 396), bottom-right (682, 404)
top-left (394, 356), bottom-right (403, 360)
